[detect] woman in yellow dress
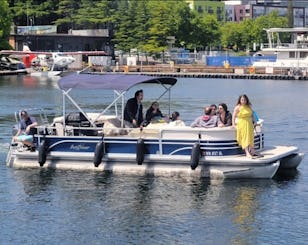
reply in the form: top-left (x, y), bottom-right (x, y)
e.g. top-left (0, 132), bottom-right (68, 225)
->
top-left (232, 94), bottom-right (255, 158)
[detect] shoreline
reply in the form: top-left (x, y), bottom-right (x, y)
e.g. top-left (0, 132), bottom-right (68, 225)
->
top-left (88, 64), bottom-right (308, 80)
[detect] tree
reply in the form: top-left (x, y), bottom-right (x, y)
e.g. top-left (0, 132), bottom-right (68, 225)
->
top-left (169, 0), bottom-right (193, 49)
top-left (74, 0), bottom-right (102, 29)
top-left (134, 0), bottom-right (150, 53)
top-left (112, 0), bottom-right (133, 52)
top-left (55, 0), bottom-right (81, 32)
top-left (10, 0), bottom-right (59, 26)
top-left (254, 11), bottom-right (289, 46)
top-left (220, 12), bottom-right (288, 52)
top-left (220, 22), bottom-right (242, 51)
top-left (190, 14), bottom-right (221, 50)
top-left (0, 0), bottom-right (12, 49)
top-left (143, 1), bottom-right (178, 53)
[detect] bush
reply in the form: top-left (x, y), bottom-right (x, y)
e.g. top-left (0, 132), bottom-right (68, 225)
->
top-left (0, 39), bottom-right (12, 50)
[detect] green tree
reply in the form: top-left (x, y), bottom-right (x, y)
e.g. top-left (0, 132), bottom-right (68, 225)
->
top-left (169, 0), bottom-right (193, 49)
top-left (74, 0), bottom-right (104, 29)
top-left (238, 19), bottom-right (255, 51)
top-left (190, 14), bottom-right (221, 50)
top-left (254, 11), bottom-right (289, 46)
top-left (10, 0), bottom-right (59, 26)
top-left (0, 0), bottom-right (12, 49)
top-left (220, 12), bottom-right (288, 52)
top-left (55, 0), bottom-right (81, 32)
top-left (112, 0), bottom-right (133, 52)
top-left (134, 0), bottom-right (150, 53)
top-left (220, 21), bottom-right (242, 51)
top-left (143, 1), bottom-right (180, 53)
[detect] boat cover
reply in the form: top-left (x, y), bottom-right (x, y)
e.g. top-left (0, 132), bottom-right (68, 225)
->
top-left (58, 73), bottom-right (177, 91)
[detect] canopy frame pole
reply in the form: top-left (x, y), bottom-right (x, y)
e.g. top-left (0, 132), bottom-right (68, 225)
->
top-left (63, 89), bottom-right (96, 127)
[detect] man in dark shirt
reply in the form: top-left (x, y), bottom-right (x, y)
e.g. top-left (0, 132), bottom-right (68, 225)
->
top-left (124, 90), bottom-right (144, 127)
top-left (14, 110), bottom-right (38, 150)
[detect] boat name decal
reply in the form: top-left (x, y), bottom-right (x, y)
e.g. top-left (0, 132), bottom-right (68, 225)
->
top-left (204, 151), bottom-right (223, 156)
top-left (70, 144), bottom-right (90, 151)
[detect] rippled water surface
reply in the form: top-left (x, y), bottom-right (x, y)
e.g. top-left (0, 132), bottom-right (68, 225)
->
top-left (0, 75), bottom-right (308, 244)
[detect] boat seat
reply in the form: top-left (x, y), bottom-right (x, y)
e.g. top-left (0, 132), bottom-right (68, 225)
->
top-left (199, 127), bottom-right (236, 141)
top-left (55, 122), bottom-right (64, 136)
top-left (103, 118), bottom-right (130, 136)
top-left (161, 128), bottom-right (200, 139)
top-left (128, 128), bottom-right (159, 138)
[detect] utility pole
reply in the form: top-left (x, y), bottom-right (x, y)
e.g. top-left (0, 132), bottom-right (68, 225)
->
top-left (287, 0), bottom-right (293, 28)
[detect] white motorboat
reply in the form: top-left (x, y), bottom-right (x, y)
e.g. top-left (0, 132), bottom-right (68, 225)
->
top-left (6, 74), bottom-right (304, 179)
top-left (252, 28), bottom-right (308, 75)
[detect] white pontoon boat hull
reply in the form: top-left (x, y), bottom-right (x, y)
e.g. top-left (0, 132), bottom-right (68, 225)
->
top-left (6, 144), bottom-right (301, 179)
top-left (7, 74), bottom-right (303, 179)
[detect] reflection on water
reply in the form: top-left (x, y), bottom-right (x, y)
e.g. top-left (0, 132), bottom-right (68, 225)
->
top-left (0, 164), bottom-right (305, 244)
top-left (4, 168), bottom-right (264, 243)
top-left (232, 187), bottom-right (258, 243)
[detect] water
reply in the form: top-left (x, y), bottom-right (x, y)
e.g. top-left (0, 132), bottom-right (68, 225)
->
top-left (0, 75), bottom-right (308, 244)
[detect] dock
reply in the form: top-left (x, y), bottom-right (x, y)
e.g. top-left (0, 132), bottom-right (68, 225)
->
top-left (1, 64), bottom-right (307, 80)
top-left (137, 72), bottom-right (307, 80)
top-left (0, 70), bottom-right (28, 76)
top-left (84, 65), bottom-right (308, 81)
top-left (89, 64), bottom-right (308, 81)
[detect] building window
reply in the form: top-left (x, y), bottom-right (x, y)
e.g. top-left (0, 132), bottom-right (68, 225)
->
top-left (300, 52), bottom-right (307, 58)
top-left (289, 52), bottom-right (295, 58)
top-left (207, 7), bottom-right (213, 14)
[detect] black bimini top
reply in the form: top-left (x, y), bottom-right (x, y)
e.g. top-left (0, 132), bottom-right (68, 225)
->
top-left (58, 73), bottom-right (177, 91)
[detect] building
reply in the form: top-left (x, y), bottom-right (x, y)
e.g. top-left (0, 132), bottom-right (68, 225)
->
top-left (252, 0), bottom-right (308, 27)
top-left (187, 0), bottom-right (308, 27)
top-left (225, 1), bottom-right (252, 22)
top-left (9, 25), bottom-right (113, 55)
top-left (186, 0), bottom-right (226, 21)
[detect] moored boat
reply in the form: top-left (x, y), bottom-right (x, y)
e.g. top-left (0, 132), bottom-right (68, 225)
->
top-left (6, 74), bottom-right (304, 179)
top-left (252, 28), bottom-right (308, 76)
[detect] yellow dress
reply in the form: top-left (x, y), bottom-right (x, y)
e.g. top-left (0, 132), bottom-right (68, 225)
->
top-left (237, 105), bottom-right (254, 149)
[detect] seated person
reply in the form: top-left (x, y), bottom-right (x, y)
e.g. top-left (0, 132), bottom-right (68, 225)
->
top-left (143, 101), bottom-right (164, 126)
top-left (217, 103), bottom-right (232, 127)
top-left (14, 110), bottom-right (38, 151)
top-left (190, 106), bottom-right (218, 128)
top-left (168, 111), bottom-right (186, 126)
top-left (210, 104), bottom-right (217, 115)
top-left (124, 89), bottom-right (144, 128)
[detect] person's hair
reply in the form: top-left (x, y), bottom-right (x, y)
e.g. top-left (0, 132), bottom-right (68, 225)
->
top-left (237, 94), bottom-right (251, 106)
top-left (20, 110), bottom-right (28, 117)
top-left (204, 107), bottom-right (212, 115)
top-left (171, 111), bottom-right (180, 121)
top-left (151, 101), bottom-right (159, 107)
top-left (210, 104), bottom-right (217, 109)
top-left (219, 103), bottom-right (228, 113)
top-left (134, 89), bottom-right (143, 98)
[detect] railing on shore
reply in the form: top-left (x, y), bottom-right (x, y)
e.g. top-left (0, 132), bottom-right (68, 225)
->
top-left (88, 64), bottom-right (308, 81)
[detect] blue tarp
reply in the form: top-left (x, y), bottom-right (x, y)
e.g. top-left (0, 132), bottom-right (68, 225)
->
top-left (206, 55), bottom-right (276, 67)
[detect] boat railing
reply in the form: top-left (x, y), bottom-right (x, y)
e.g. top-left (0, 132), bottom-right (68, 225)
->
top-left (263, 43), bottom-right (308, 49)
top-left (34, 119), bottom-right (264, 139)
top-left (36, 124), bottom-right (104, 137)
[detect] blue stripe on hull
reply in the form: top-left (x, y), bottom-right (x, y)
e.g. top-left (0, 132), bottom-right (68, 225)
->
top-left (35, 133), bottom-right (264, 157)
top-left (37, 136), bottom-right (98, 153)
